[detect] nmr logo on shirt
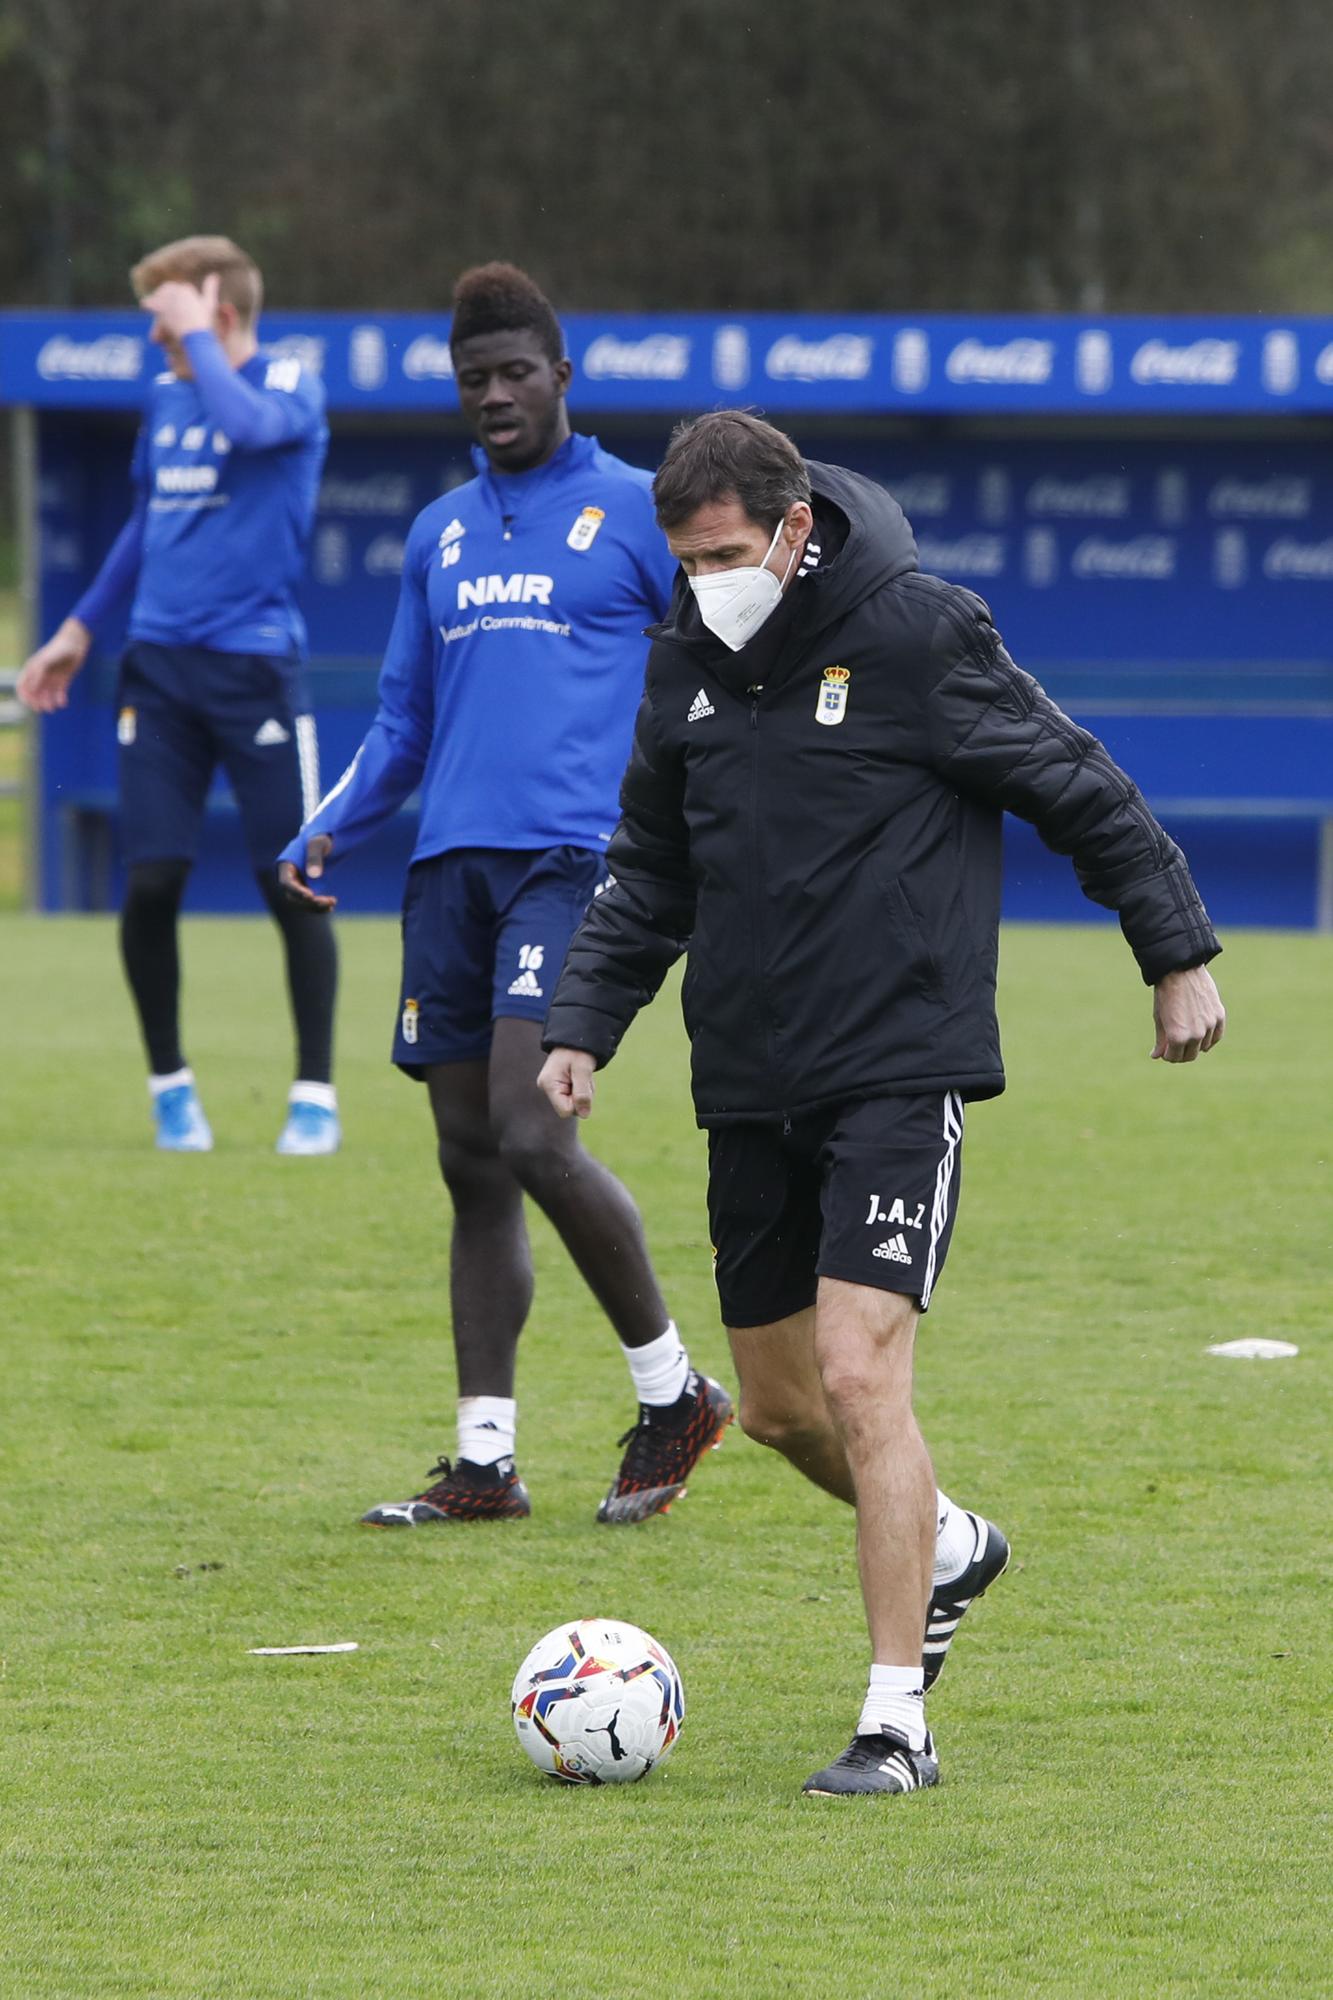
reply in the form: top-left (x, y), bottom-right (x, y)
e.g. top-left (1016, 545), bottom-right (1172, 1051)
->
top-left (457, 574), bottom-right (554, 608)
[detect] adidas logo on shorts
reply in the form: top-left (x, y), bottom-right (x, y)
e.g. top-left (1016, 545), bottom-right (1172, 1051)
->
top-left (254, 718), bottom-right (291, 746)
top-left (872, 1233), bottom-right (913, 1264)
top-left (507, 969), bottom-right (544, 998)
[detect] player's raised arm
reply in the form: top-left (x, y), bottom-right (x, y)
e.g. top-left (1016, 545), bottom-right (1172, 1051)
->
top-left (921, 598), bottom-right (1224, 1059)
top-left (277, 515), bottom-right (438, 909)
top-left (140, 272), bottom-right (323, 453)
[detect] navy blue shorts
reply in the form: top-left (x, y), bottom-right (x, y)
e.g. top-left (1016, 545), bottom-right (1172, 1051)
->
top-left (116, 643), bottom-right (321, 872)
top-left (394, 846), bottom-right (608, 1075)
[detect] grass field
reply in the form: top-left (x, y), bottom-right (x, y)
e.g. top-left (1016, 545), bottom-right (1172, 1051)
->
top-left (1, 915), bottom-right (1328, 1999)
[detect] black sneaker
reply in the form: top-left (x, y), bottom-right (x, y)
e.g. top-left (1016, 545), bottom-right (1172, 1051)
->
top-left (923, 1513), bottom-right (1010, 1690)
top-left (360, 1455), bottom-right (531, 1526)
top-left (596, 1373), bottom-right (734, 1524)
top-left (803, 1728), bottom-right (940, 1796)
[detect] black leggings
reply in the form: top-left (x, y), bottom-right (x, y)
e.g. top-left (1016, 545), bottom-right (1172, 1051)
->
top-left (120, 859), bottom-right (337, 1081)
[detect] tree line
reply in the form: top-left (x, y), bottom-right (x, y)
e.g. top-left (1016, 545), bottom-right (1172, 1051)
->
top-left (2, 0), bottom-right (1332, 317)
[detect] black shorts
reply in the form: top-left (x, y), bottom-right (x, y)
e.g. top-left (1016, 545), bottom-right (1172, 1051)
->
top-left (706, 1093), bottom-right (965, 1328)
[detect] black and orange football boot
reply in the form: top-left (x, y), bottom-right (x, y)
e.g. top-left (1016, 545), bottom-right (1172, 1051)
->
top-left (360, 1455), bottom-right (531, 1526)
top-left (596, 1373), bottom-right (734, 1524)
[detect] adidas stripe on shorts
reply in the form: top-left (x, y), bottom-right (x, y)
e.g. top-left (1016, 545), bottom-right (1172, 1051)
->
top-left (706, 1093), bottom-right (964, 1328)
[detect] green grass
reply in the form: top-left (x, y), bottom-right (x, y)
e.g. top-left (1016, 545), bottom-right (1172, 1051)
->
top-left (1, 916), bottom-right (1328, 1999)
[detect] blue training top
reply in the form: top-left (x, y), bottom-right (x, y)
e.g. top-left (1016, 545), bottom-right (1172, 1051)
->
top-left (72, 329), bottom-right (328, 658)
top-left (279, 433), bottom-right (678, 865)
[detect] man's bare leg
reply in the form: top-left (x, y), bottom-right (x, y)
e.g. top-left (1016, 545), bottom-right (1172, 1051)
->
top-left (727, 1308), bottom-right (853, 1502)
top-left (813, 1277), bottom-right (934, 1668)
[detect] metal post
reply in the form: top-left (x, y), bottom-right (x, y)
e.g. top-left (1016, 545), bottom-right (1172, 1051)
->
top-left (13, 405), bottom-right (39, 910)
top-left (1317, 817), bottom-right (1333, 935)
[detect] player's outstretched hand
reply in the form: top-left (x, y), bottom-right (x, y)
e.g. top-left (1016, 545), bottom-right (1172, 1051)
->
top-left (17, 617), bottom-right (91, 713)
top-left (140, 272), bottom-right (220, 338)
top-left (538, 1047), bottom-right (598, 1119)
top-left (278, 834), bottom-right (337, 912)
top-left (1151, 964), bottom-right (1225, 1063)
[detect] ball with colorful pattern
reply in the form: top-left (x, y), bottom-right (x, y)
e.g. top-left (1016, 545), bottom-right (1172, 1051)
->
top-left (511, 1618), bottom-right (685, 1785)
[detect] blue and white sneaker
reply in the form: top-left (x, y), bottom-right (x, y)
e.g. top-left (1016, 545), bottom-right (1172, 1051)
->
top-left (275, 1090), bottom-right (341, 1156)
top-left (152, 1079), bottom-right (213, 1153)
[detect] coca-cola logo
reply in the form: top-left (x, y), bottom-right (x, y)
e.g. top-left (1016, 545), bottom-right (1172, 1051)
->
top-left (364, 534), bottom-right (407, 576)
top-left (1130, 339), bottom-right (1238, 386)
top-left (403, 336), bottom-right (455, 381)
top-left (1026, 476), bottom-right (1130, 518)
top-left (582, 334), bottom-right (691, 381)
top-left (764, 334), bottom-right (873, 382)
top-left (318, 474), bottom-right (414, 516)
top-left (1071, 535), bottom-right (1176, 580)
top-left (37, 334), bottom-right (144, 382)
top-left (1207, 477), bottom-right (1311, 519)
top-left (1263, 538), bottom-right (1333, 580)
top-left (945, 339), bottom-right (1054, 386)
top-left (917, 534), bottom-right (1006, 577)
top-left (886, 474), bottom-right (951, 518)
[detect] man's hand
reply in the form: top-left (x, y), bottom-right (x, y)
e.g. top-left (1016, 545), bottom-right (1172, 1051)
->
top-left (278, 833), bottom-right (336, 912)
top-left (538, 1047), bottom-right (599, 1118)
top-left (17, 617), bottom-right (91, 713)
top-left (1152, 964), bottom-right (1225, 1063)
top-left (140, 272), bottom-right (220, 340)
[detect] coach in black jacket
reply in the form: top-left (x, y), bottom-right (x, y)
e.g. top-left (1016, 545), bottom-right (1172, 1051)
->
top-left (539, 412), bottom-right (1225, 1797)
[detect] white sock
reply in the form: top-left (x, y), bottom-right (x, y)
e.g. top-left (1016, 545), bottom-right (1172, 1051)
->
top-left (289, 1081), bottom-right (337, 1111)
top-left (149, 1067), bottom-right (194, 1097)
top-left (934, 1491), bottom-right (981, 1585)
top-left (623, 1323), bottom-right (690, 1407)
top-left (857, 1664), bottom-right (927, 1751)
top-left (457, 1396), bottom-right (516, 1467)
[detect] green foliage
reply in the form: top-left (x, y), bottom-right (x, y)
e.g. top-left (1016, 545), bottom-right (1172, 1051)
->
top-left (0, 916), bottom-right (1328, 1996)
top-left (5, 1), bottom-right (1333, 311)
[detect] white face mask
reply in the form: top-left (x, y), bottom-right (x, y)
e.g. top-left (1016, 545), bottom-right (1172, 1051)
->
top-left (688, 517), bottom-right (797, 651)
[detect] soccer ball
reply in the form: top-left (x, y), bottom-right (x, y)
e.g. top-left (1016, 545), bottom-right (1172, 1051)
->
top-left (511, 1618), bottom-right (685, 1785)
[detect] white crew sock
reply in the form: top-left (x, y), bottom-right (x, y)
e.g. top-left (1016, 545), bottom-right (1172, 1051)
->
top-left (933, 1491), bottom-right (982, 1585)
top-left (857, 1664), bottom-right (927, 1751)
top-left (289, 1081), bottom-right (337, 1111)
top-left (457, 1396), bottom-right (517, 1468)
top-left (622, 1323), bottom-right (691, 1407)
top-left (149, 1067), bottom-right (194, 1097)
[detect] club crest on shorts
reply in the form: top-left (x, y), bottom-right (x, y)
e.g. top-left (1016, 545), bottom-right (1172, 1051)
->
top-left (567, 505), bottom-right (605, 552)
top-left (117, 706), bottom-right (137, 746)
top-left (401, 997), bottom-right (420, 1045)
top-left (816, 665), bottom-right (850, 726)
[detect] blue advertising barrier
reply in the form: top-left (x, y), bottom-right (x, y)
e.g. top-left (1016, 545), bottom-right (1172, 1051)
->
top-left (5, 311), bottom-right (1332, 926)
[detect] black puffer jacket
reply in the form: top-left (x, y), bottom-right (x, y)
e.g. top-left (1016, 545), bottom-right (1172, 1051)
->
top-left (545, 462), bottom-right (1220, 1124)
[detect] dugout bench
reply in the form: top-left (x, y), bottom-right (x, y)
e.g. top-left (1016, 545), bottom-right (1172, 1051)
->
top-left (7, 307), bottom-right (1333, 929)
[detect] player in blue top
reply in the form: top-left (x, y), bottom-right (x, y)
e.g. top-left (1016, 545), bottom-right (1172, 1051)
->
top-left (18, 235), bottom-right (340, 1156)
top-left (20, 238), bottom-right (338, 1160)
top-left (280, 264), bottom-right (732, 1524)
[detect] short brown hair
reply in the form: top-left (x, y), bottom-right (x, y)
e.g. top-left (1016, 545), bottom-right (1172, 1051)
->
top-left (130, 235), bottom-right (263, 326)
top-left (653, 411), bottom-right (811, 532)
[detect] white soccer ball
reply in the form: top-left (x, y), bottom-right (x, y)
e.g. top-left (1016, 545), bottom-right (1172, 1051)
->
top-left (511, 1617), bottom-right (685, 1785)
